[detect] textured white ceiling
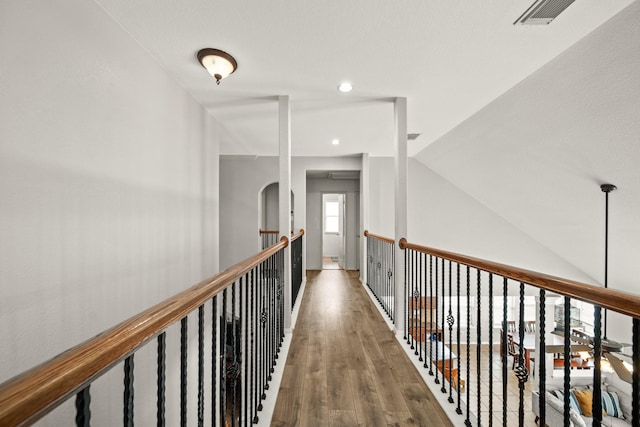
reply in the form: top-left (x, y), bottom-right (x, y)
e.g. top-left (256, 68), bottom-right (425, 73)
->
top-left (93, 0), bottom-right (633, 156)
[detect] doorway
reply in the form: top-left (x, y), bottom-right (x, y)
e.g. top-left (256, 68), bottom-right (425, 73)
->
top-left (322, 193), bottom-right (344, 270)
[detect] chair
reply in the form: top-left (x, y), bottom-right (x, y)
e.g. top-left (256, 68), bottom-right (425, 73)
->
top-left (507, 335), bottom-right (519, 369)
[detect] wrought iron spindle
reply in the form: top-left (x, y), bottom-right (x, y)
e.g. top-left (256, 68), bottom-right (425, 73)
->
top-left (488, 274), bottom-right (493, 426)
top-left (448, 260), bottom-right (454, 402)
top-left (563, 296), bottom-right (571, 427)
top-left (198, 305), bottom-right (204, 427)
top-left (158, 337), bottom-right (173, 426)
top-left (180, 316), bottom-right (188, 427)
top-left (465, 266), bottom-right (471, 427)
top-left (593, 303), bottom-right (603, 425)
top-left (517, 283), bottom-right (527, 427)
top-left (502, 278), bottom-right (508, 426)
top-left (455, 263), bottom-right (462, 415)
top-left (232, 280), bottom-right (237, 425)
top-left (418, 252), bottom-right (423, 362)
top-left (412, 249), bottom-right (417, 353)
top-left (476, 269), bottom-right (481, 427)
top-left (633, 318), bottom-right (640, 425)
top-left (221, 289), bottom-right (228, 425)
top-left (243, 274), bottom-right (249, 427)
top-left (429, 255), bottom-right (434, 374)
top-left (124, 354), bottom-right (134, 427)
top-left (75, 385), bottom-right (91, 427)
top-left (441, 258), bottom-right (446, 394)
top-left (434, 256), bottom-right (440, 385)
top-left (251, 268), bottom-right (258, 425)
top-left (406, 248), bottom-right (410, 344)
top-left (538, 289), bottom-right (546, 427)
top-left (211, 296), bottom-right (217, 427)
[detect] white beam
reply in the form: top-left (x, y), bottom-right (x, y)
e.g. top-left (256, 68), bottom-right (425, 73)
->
top-left (394, 97), bottom-right (408, 336)
top-left (279, 95), bottom-right (292, 330)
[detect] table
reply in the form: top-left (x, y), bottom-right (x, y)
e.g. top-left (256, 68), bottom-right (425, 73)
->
top-left (509, 332), bottom-right (566, 374)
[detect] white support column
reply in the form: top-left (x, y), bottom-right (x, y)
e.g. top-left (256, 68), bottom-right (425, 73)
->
top-left (394, 97), bottom-right (408, 336)
top-left (361, 153), bottom-right (370, 285)
top-left (279, 95), bottom-right (292, 330)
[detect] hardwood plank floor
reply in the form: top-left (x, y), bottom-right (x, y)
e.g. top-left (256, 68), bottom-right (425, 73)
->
top-left (271, 270), bottom-right (453, 426)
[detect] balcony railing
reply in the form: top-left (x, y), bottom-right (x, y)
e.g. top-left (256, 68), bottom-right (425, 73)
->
top-left (259, 229), bottom-right (304, 311)
top-left (0, 237), bottom-right (295, 426)
top-left (366, 231), bottom-right (640, 427)
top-left (364, 230), bottom-right (396, 322)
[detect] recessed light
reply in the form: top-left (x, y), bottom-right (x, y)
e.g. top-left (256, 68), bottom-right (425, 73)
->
top-left (332, 139), bottom-right (340, 145)
top-left (337, 82), bottom-right (353, 93)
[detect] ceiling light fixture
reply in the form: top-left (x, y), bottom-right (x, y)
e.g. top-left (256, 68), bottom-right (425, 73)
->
top-left (337, 82), bottom-right (353, 93)
top-left (332, 139), bottom-right (340, 145)
top-left (197, 48), bottom-right (238, 85)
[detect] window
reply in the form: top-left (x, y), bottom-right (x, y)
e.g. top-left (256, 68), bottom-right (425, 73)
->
top-left (325, 201), bottom-right (339, 233)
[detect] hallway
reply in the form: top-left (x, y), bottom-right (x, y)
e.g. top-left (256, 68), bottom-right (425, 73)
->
top-left (271, 270), bottom-right (453, 426)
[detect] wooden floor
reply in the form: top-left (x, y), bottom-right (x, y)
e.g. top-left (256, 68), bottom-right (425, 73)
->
top-left (271, 270), bottom-right (453, 427)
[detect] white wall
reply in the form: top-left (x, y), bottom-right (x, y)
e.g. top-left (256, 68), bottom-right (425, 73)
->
top-left (219, 155), bottom-right (362, 270)
top-left (0, 1), bottom-right (220, 425)
top-left (368, 157), bottom-right (395, 239)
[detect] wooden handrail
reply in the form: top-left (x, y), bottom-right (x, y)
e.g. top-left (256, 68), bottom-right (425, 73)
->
top-left (259, 229), bottom-right (279, 235)
top-left (363, 230), bottom-right (395, 245)
top-left (0, 236), bottom-right (289, 426)
top-left (290, 229), bottom-right (304, 242)
top-left (399, 238), bottom-right (640, 320)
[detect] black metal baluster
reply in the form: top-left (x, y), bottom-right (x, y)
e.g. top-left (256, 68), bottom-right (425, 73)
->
top-left (488, 274), bottom-right (493, 427)
top-left (259, 261), bottom-right (267, 408)
top-left (198, 305), bottom-right (204, 427)
top-left (75, 385), bottom-right (91, 427)
top-left (244, 274), bottom-right (249, 427)
top-left (412, 249), bottom-right (417, 353)
top-left (517, 283), bottom-right (527, 427)
top-left (465, 266), bottom-right (471, 427)
top-left (124, 354), bottom-right (134, 427)
top-left (476, 269), bottom-right (482, 427)
top-left (435, 256), bottom-right (440, 385)
top-left (406, 247), bottom-right (410, 344)
top-left (428, 255), bottom-right (434, 374)
top-left (456, 263), bottom-right (462, 415)
top-left (539, 289), bottom-right (546, 427)
top-left (221, 289), bottom-right (228, 425)
top-left (593, 303), bottom-right (603, 426)
top-left (419, 252), bottom-right (423, 362)
top-left (502, 278), bottom-right (508, 426)
top-left (269, 254), bottom-right (275, 381)
top-left (211, 296), bottom-right (217, 427)
top-left (441, 258), bottom-right (446, 394)
top-left (180, 317), bottom-right (188, 427)
top-left (232, 280), bottom-right (237, 426)
top-left (448, 260), bottom-right (454, 402)
top-left (563, 296), bottom-right (571, 427)
top-left (250, 269), bottom-right (258, 425)
top-left (633, 318), bottom-right (640, 427)
top-left (158, 332), bottom-right (168, 427)
top-left (258, 261), bottom-right (264, 413)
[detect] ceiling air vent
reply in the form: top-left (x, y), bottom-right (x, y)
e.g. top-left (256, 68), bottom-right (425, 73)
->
top-left (514, 0), bottom-right (576, 25)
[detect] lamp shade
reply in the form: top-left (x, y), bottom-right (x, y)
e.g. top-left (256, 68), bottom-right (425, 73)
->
top-left (197, 48), bottom-right (237, 84)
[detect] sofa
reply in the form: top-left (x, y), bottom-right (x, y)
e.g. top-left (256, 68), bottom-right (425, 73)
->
top-left (532, 383), bottom-right (631, 427)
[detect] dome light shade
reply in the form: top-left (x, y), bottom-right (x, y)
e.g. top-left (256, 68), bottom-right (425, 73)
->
top-left (338, 82), bottom-right (353, 93)
top-left (197, 48), bottom-right (238, 85)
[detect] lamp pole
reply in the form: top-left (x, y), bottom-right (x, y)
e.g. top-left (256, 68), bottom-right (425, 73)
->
top-left (601, 183), bottom-right (617, 340)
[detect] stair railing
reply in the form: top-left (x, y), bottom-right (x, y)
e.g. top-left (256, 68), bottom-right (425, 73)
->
top-left (362, 232), bottom-right (640, 427)
top-left (0, 237), bottom-right (290, 426)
